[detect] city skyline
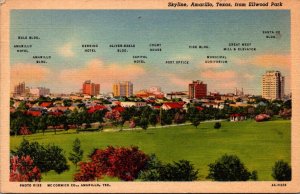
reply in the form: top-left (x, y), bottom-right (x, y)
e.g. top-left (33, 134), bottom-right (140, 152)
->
top-left (10, 10), bottom-right (290, 94)
top-left (13, 71), bottom-right (289, 98)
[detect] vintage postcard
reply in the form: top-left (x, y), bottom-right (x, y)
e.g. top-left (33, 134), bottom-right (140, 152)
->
top-left (0, 0), bottom-right (300, 193)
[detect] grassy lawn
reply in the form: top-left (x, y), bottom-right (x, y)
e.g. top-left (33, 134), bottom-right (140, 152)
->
top-left (10, 119), bottom-right (291, 181)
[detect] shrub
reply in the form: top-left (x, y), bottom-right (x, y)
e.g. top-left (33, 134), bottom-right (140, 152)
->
top-left (207, 154), bottom-right (257, 181)
top-left (19, 126), bottom-right (32, 135)
top-left (158, 160), bottom-right (199, 181)
top-left (137, 154), bottom-right (161, 181)
top-left (214, 122), bottom-right (221, 129)
top-left (45, 144), bottom-right (69, 173)
top-left (250, 170), bottom-right (258, 181)
top-left (74, 162), bottom-right (99, 181)
top-left (10, 155), bottom-right (41, 182)
top-left (160, 111), bottom-right (173, 125)
top-left (139, 117), bottom-right (149, 130)
top-left (69, 138), bottom-right (83, 167)
top-left (174, 111), bottom-right (186, 124)
top-left (12, 139), bottom-right (69, 174)
top-left (279, 108), bottom-right (291, 120)
top-left (191, 116), bottom-right (200, 128)
top-left (129, 120), bottom-right (136, 128)
top-left (255, 114), bottom-right (270, 122)
top-left (272, 160), bottom-right (291, 181)
top-left (149, 113), bottom-right (158, 127)
top-left (74, 146), bottom-right (149, 181)
top-left (139, 155), bottom-right (199, 181)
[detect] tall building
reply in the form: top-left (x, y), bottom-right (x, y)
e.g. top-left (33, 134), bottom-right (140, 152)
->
top-left (262, 70), bottom-right (285, 100)
top-left (14, 82), bottom-right (26, 96)
top-left (82, 80), bottom-right (100, 96)
top-left (188, 80), bottom-right (207, 99)
top-left (30, 87), bottom-right (50, 96)
top-left (235, 88), bottom-right (244, 96)
top-left (113, 81), bottom-right (133, 97)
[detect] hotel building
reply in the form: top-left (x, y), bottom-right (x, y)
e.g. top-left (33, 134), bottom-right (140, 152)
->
top-left (262, 70), bottom-right (284, 100)
top-left (82, 80), bottom-right (100, 96)
top-left (188, 80), bottom-right (207, 99)
top-left (113, 81), bottom-right (133, 97)
top-left (14, 82), bottom-right (26, 96)
top-left (30, 87), bottom-right (50, 97)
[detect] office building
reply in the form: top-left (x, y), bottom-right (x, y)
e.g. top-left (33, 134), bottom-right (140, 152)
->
top-left (188, 80), bottom-right (207, 99)
top-left (113, 81), bottom-right (133, 97)
top-left (29, 87), bottom-right (50, 96)
top-left (262, 70), bottom-right (284, 100)
top-left (14, 82), bottom-right (26, 96)
top-left (82, 80), bottom-right (100, 96)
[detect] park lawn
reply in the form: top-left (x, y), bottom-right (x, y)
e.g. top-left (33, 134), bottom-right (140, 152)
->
top-left (10, 119), bottom-right (291, 181)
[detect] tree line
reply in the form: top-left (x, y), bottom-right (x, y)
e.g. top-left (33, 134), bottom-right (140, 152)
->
top-left (10, 139), bottom-right (291, 182)
top-left (10, 98), bottom-right (291, 136)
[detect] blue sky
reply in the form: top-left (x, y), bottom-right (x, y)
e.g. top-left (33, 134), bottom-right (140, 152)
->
top-left (10, 10), bottom-right (290, 94)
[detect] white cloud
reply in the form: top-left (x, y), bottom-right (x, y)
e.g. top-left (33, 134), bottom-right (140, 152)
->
top-left (11, 64), bottom-right (51, 90)
top-left (201, 63), bottom-right (223, 69)
top-left (166, 74), bottom-right (190, 87)
top-left (232, 54), bottom-right (290, 69)
top-left (58, 59), bottom-right (145, 92)
top-left (243, 73), bottom-right (255, 80)
top-left (200, 70), bottom-right (236, 80)
top-left (58, 42), bottom-right (74, 57)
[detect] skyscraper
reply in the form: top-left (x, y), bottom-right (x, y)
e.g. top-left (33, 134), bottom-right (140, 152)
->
top-left (188, 80), bottom-right (207, 99)
top-left (262, 70), bottom-right (285, 100)
top-left (113, 81), bottom-right (133, 97)
top-left (82, 80), bottom-right (100, 96)
top-left (14, 82), bottom-right (25, 96)
top-left (29, 87), bottom-right (50, 96)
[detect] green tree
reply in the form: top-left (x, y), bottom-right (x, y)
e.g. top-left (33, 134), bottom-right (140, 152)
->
top-left (59, 115), bottom-right (69, 131)
top-left (45, 144), bottom-right (69, 173)
top-left (207, 154), bottom-right (257, 181)
top-left (63, 99), bottom-right (73, 107)
top-left (16, 101), bottom-right (27, 111)
top-left (77, 109), bottom-right (90, 129)
top-left (174, 110), bottom-right (186, 124)
top-left (68, 138), bottom-right (83, 168)
top-left (188, 106), bottom-right (205, 128)
top-left (28, 116), bottom-right (39, 134)
top-left (139, 117), bottom-right (149, 130)
top-left (12, 139), bottom-right (69, 174)
top-left (91, 110), bottom-right (106, 124)
top-left (159, 160), bottom-right (199, 181)
top-left (283, 99), bottom-right (291, 109)
top-left (47, 115), bottom-right (59, 134)
top-left (68, 109), bottom-right (83, 132)
top-left (160, 110), bottom-right (172, 126)
top-left (120, 109), bottom-right (131, 130)
top-left (38, 115), bottom-right (48, 135)
top-left (250, 170), bottom-right (258, 180)
top-left (214, 122), bottom-right (221, 129)
top-left (132, 116), bottom-right (141, 127)
top-left (272, 160), bottom-right (291, 181)
top-left (190, 113), bottom-right (201, 128)
top-left (10, 98), bottom-right (14, 107)
top-left (139, 155), bottom-right (199, 181)
top-left (138, 154), bottom-right (162, 181)
top-left (149, 113), bottom-right (158, 127)
top-left (10, 117), bottom-right (23, 136)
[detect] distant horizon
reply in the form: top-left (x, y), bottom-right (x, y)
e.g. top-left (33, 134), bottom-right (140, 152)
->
top-left (12, 76), bottom-right (291, 97)
top-left (11, 10), bottom-right (291, 95)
